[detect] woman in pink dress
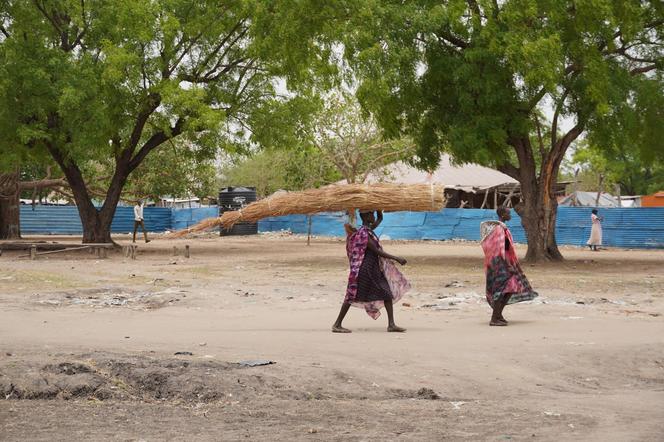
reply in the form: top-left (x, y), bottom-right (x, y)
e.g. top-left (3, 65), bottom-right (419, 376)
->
top-left (332, 210), bottom-right (410, 333)
top-left (480, 207), bottom-right (538, 326)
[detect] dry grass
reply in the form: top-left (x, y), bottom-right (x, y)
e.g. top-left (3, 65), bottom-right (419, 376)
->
top-left (167, 183), bottom-right (445, 238)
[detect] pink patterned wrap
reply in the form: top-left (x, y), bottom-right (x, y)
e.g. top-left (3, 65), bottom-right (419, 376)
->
top-left (344, 226), bottom-right (410, 319)
top-left (480, 221), bottom-right (538, 306)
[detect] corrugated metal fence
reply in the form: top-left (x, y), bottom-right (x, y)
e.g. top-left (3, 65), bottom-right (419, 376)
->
top-left (171, 207), bottom-right (218, 230)
top-left (19, 205), bottom-right (664, 248)
top-left (258, 207), bottom-right (664, 249)
top-left (20, 205), bottom-right (172, 234)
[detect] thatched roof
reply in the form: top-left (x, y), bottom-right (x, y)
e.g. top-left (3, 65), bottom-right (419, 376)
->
top-left (340, 154), bottom-right (518, 193)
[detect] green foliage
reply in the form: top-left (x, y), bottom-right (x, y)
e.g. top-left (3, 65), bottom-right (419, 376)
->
top-left (220, 147), bottom-right (341, 198)
top-left (0, 0), bottom-right (350, 222)
top-left (122, 141), bottom-right (218, 202)
top-left (221, 90), bottom-right (415, 197)
top-left (305, 91), bottom-right (416, 183)
top-left (563, 141), bottom-right (664, 195)
top-left (220, 151), bottom-right (288, 198)
top-left (342, 0), bottom-right (663, 172)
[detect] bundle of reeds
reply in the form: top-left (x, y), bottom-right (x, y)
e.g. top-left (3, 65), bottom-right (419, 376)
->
top-left (167, 183), bottom-right (445, 238)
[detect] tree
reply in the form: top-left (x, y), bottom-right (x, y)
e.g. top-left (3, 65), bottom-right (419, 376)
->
top-left (105, 140), bottom-right (218, 205)
top-left (564, 140), bottom-right (664, 196)
top-left (220, 150), bottom-right (289, 198)
top-left (220, 146), bottom-right (341, 198)
top-left (342, 0), bottom-right (663, 260)
top-left (307, 92), bottom-right (415, 184)
top-left (221, 91), bottom-right (414, 196)
top-left (0, 170), bottom-right (20, 239)
top-left (0, 152), bottom-right (68, 239)
top-left (0, 144), bottom-right (218, 239)
top-left (0, 1), bottom-right (345, 243)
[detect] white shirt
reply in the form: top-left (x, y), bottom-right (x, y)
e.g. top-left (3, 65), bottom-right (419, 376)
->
top-left (134, 204), bottom-right (144, 221)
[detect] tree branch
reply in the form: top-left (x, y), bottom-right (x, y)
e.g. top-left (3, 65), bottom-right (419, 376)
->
top-left (163, 31), bottom-right (205, 78)
top-left (467, 0), bottom-right (481, 17)
top-left (187, 19), bottom-right (247, 80)
top-left (497, 163), bottom-right (520, 181)
top-left (33, 0), bottom-right (63, 35)
top-left (180, 60), bottom-right (256, 84)
top-left (551, 88), bottom-right (570, 149)
top-left (533, 115), bottom-right (546, 161)
top-left (45, 141), bottom-right (96, 213)
top-left (70, 0), bottom-right (88, 50)
top-left (128, 118), bottom-right (186, 172)
top-left (127, 92), bottom-right (161, 151)
top-left (550, 123), bottom-right (584, 167)
top-left (18, 177), bottom-right (68, 190)
top-left (630, 64), bottom-right (657, 75)
top-left (615, 49), bottom-right (658, 64)
top-left (230, 60), bottom-right (258, 100)
top-left (435, 31), bottom-right (469, 49)
top-left (360, 143), bottom-right (414, 181)
top-left (527, 87), bottom-right (548, 110)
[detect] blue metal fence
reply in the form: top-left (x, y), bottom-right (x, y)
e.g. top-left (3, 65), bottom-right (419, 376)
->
top-left (20, 205), bottom-right (172, 234)
top-left (19, 205), bottom-right (664, 248)
top-left (259, 207), bottom-right (664, 249)
top-left (170, 207), bottom-right (219, 230)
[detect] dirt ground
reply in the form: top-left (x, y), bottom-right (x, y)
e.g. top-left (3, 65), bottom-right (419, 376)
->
top-left (1, 232), bottom-right (663, 441)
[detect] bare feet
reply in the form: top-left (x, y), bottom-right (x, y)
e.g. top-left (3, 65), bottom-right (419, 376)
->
top-left (490, 320), bottom-right (507, 326)
top-left (387, 325), bottom-right (406, 332)
top-left (332, 325), bottom-right (352, 333)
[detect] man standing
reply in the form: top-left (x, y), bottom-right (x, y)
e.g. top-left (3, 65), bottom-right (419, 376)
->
top-left (133, 200), bottom-right (150, 243)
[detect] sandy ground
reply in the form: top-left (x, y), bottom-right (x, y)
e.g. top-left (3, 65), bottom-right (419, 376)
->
top-left (1, 232), bottom-right (663, 441)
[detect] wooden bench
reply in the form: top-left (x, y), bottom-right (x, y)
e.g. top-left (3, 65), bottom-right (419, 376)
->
top-left (0, 242), bottom-right (116, 260)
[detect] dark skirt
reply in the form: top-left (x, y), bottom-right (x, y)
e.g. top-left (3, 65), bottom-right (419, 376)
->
top-left (485, 256), bottom-right (538, 306)
top-left (355, 247), bottom-right (392, 302)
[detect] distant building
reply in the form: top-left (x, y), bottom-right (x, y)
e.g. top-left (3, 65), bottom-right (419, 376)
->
top-left (337, 154), bottom-right (565, 209)
top-left (158, 196), bottom-right (201, 208)
top-left (19, 197), bottom-right (70, 206)
top-left (558, 191), bottom-right (620, 207)
top-left (617, 196), bottom-right (641, 208)
top-left (641, 191), bottom-right (664, 207)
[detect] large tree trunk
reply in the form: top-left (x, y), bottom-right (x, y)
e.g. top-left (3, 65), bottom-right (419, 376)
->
top-left (42, 115), bottom-right (181, 244)
top-left (505, 125), bottom-right (582, 262)
top-left (0, 171), bottom-right (21, 240)
top-left (48, 144), bottom-right (128, 244)
top-left (71, 171), bottom-right (128, 244)
top-left (76, 199), bottom-right (115, 244)
top-left (506, 137), bottom-right (565, 262)
top-left (516, 176), bottom-right (563, 262)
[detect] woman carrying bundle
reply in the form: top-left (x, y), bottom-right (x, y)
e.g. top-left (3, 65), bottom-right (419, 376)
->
top-left (480, 207), bottom-right (538, 326)
top-left (332, 210), bottom-right (410, 333)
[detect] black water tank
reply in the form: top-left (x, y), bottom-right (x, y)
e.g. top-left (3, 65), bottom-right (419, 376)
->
top-left (219, 187), bottom-right (258, 236)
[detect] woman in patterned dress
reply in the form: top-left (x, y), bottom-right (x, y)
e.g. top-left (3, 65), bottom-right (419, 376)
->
top-left (332, 210), bottom-right (410, 333)
top-left (480, 207), bottom-right (538, 326)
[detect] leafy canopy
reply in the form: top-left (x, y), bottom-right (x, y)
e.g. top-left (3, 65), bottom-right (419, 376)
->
top-left (564, 140), bottom-right (664, 195)
top-left (0, 0), bottom-right (350, 200)
top-left (342, 0), bottom-right (663, 173)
